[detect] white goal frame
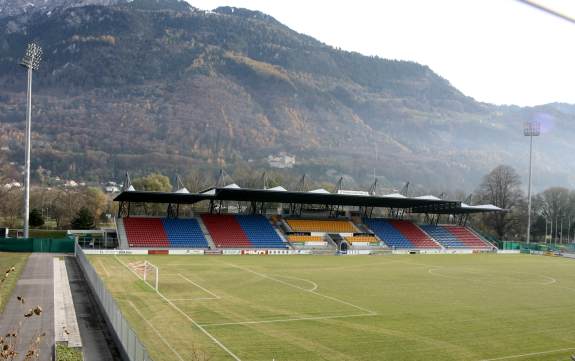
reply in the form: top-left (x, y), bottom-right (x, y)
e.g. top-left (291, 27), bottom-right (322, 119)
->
top-left (127, 260), bottom-right (160, 291)
top-left (142, 260), bottom-right (159, 291)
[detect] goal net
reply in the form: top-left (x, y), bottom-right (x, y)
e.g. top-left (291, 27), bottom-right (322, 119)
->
top-left (128, 260), bottom-right (159, 291)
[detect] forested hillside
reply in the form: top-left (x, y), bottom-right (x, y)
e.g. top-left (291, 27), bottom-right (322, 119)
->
top-left (0, 0), bottom-right (573, 192)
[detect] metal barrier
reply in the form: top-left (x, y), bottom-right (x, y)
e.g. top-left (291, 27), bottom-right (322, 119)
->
top-left (75, 243), bottom-right (153, 361)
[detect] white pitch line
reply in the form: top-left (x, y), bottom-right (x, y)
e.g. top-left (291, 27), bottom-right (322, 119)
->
top-left (428, 268), bottom-right (559, 287)
top-left (178, 274), bottom-right (221, 299)
top-left (225, 263), bottom-right (376, 315)
top-left (200, 313), bottom-right (375, 327)
top-left (478, 346), bottom-right (575, 360)
top-left (127, 300), bottom-right (186, 361)
top-left (113, 256), bottom-right (243, 361)
top-left (98, 259), bottom-right (111, 277)
top-left (275, 274), bottom-right (319, 292)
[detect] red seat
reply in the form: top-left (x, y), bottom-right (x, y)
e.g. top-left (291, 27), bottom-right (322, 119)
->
top-left (201, 214), bottom-right (253, 248)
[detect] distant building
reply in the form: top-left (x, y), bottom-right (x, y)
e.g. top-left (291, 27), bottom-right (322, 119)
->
top-left (64, 180), bottom-right (79, 188)
top-left (105, 185), bottom-right (121, 193)
top-left (3, 181), bottom-right (22, 190)
top-left (267, 153), bottom-right (295, 169)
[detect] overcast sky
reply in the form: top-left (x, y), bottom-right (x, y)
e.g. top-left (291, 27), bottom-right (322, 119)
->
top-left (188, 0), bottom-right (575, 107)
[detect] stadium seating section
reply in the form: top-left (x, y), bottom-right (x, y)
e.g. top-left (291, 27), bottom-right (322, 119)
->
top-left (442, 225), bottom-right (492, 249)
top-left (286, 219), bottom-right (357, 233)
top-left (202, 214), bottom-right (286, 248)
top-left (123, 217), bottom-right (208, 248)
top-left (344, 236), bottom-right (378, 244)
top-left (162, 218), bottom-right (209, 248)
top-left (122, 216), bottom-right (490, 250)
top-left (420, 225), bottom-right (464, 248)
top-left (420, 225), bottom-right (491, 249)
top-left (288, 235), bottom-right (324, 243)
top-left (364, 219), bottom-right (440, 249)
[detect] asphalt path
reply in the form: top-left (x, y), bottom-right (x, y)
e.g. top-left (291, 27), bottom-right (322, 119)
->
top-left (0, 253), bottom-right (54, 361)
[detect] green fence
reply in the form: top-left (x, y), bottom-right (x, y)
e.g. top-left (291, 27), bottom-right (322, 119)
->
top-left (501, 241), bottom-right (519, 250)
top-left (0, 238), bottom-right (75, 253)
top-left (501, 241), bottom-right (569, 253)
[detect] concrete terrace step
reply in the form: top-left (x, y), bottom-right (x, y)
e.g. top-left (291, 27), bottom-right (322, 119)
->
top-left (196, 217), bottom-right (217, 249)
top-left (116, 218), bottom-right (129, 249)
top-left (54, 257), bottom-right (82, 349)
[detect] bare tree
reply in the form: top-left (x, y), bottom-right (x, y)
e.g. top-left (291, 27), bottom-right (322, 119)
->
top-left (0, 188), bottom-right (22, 229)
top-left (475, 165), bottom-right (524, 239)
top-left (533, 187), bottom-right (573, 242)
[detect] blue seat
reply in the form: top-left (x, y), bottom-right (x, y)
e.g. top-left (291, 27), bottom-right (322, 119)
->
top-left (363, 219), bottom-right (415, 249)
top-left (235, 215), bottom-right (287, 249)
top-left (419, 225), bottom-right (465, 248)
top-left (162, 218), bottom-right (209, 248)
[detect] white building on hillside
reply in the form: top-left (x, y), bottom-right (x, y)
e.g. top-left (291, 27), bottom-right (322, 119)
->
top-left (267, 153), bottom-right (295, 169)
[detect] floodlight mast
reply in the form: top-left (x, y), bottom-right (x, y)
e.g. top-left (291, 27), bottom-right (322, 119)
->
top-left (19, 42), bottom-right (42, 239)
top-left (524, 120), bottom-right (540, 244)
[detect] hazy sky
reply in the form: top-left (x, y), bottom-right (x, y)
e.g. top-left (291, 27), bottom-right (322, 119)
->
top-left (188, 0), bottom-right (575, 107)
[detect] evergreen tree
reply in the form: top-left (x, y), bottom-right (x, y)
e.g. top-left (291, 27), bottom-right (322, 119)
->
top-left (71, 207), bottom-right (95, 230)
top-left (29, 208), bottom-right (44, 228)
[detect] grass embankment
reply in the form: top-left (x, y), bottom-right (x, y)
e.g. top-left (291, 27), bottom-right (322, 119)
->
top-left (56, 343), bottom-right (83, 361)
top-left (0, 252), bottom-right (29, 313)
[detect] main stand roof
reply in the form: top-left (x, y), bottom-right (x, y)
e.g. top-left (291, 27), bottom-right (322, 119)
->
top-left (114, 187), bottom-right (505, 214)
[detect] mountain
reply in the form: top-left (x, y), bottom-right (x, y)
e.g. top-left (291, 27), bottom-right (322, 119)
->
top-left (0, 0), bottom-right (125, 18)
top-left (0, 0), bottom-right (573, 192)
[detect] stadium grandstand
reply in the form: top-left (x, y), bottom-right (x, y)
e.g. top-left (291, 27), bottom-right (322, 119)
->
top-left (111, 174), bottom-right (502, 253)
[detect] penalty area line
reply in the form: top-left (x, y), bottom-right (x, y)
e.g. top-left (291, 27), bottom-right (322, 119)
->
top-left (114, 255), bottom-right (243, 361)
top-left (478, 346), bottom-right (575, 361)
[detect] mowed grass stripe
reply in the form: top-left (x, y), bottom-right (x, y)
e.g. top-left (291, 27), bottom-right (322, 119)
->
top-left (90, 254), bottom-right (575, 361)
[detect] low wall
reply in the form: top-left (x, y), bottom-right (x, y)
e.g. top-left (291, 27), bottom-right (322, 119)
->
top-left (81, 248), bottom-right (505, 256)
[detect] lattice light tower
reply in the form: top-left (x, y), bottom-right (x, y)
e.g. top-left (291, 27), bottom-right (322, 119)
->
top-left (19, 42), bottom-right (43, 238)
top-left (524, 120), bottom-right (540, 244)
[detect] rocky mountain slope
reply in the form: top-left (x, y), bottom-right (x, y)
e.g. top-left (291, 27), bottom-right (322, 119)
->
top-left (0, 0), bottom-right (572, 192)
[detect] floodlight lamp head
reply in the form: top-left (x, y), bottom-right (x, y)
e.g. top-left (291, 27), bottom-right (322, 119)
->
top-left (523, 120), bottom-right (541, 137)
top-left (19, 42), bottom-right (43, 71)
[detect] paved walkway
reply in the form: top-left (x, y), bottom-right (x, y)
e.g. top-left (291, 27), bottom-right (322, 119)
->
top-left (0, 253), bottom-right (55, 361)
top-left (65, 256), bottom-right (122, 361)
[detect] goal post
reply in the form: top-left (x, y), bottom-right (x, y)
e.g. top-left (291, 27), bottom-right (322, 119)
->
top-left (143, 260), bottom-right (159, 291)
top-left (127, 260), bottom-right (159, 291)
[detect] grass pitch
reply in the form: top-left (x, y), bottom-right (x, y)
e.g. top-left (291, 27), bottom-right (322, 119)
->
top-left (0, 252), bottom-right (29, 312)
top-left (90, 254), bottom-right (575, 361)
